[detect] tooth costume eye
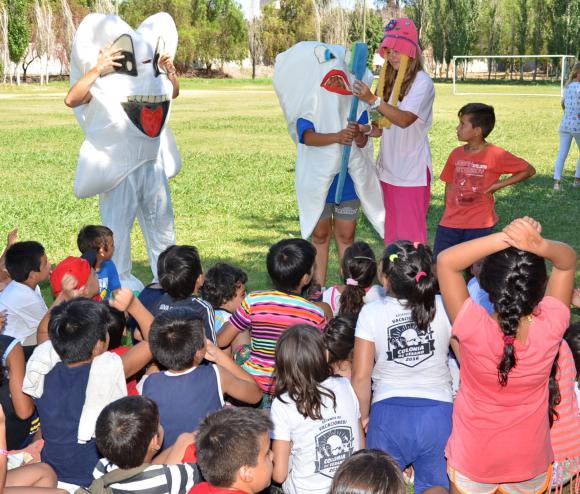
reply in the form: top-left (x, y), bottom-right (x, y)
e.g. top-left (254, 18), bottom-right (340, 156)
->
top-left (314, 45), bottom-right (335, 63)
top-left (101, 34), bottom-right (138, 77)
top-left (153, 37), bottom-right (166, 77)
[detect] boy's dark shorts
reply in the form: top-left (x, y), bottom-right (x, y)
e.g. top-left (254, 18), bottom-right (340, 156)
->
top-left (433, 225), bottom-right (494, 259)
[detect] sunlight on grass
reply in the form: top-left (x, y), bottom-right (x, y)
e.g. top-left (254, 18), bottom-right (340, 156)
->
top-left (0, 80), bottom-right (578, 311)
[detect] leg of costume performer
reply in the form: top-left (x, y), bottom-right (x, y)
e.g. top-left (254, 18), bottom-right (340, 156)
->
top-left (99, 173), bottom-right (141, 290)
top-left (135, 160), bottom-right (176, 282)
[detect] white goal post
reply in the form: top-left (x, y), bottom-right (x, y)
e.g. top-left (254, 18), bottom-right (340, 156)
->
top-left (452, 54), bottom-right (577, 97)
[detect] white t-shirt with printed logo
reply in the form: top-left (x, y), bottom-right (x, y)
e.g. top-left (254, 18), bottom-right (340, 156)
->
top-left (378, 70), bottom-right (435, 187)
top-left (270, 376), bottom-right (361, 494)
top-left (355, 295), bottom-right (452, 404)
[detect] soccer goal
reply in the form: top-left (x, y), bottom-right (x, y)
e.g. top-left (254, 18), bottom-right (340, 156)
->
top-left (452, 55), bottom-right (576, 97)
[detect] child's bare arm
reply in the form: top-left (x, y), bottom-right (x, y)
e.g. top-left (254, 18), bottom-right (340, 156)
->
top-left (205, 340), bottom-right (262, 405)
top-left (37, 274), bottom-right (81, 344)
top-left (303, 126), bottom-right (354, 146)
top-left (485, 164), bottom-right (536, 194)
top-left (437, 232), bottom-right (510, 322)
top-left (502, 217), bottom-right (576, 305)
top-left (154, 432), bottom-right (196, 465)
top-left (216, 322), bottom-right (238, 348)
top-left (110, 289), bottom-right (153, 377)
top-left (351, 337), bottom-right (374, 422)
top-left (272, 440), bottom-right (291, 484)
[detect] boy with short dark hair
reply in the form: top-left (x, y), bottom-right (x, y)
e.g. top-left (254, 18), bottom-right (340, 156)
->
top-left (24, 291), bottom-right (153, 487)
top-left (433, 103), bottom-right (536, 258)
top-left (154, 245), bottom-right (216, 342)
top-left (0, 241), bottom-right (51, 346)
top-left (142, 308), bottom-right (262, 448)
top-left (77, 225), bottom-right (121, 299)
top-left (217, 239), bottom-right (326, 402)
top-left (189, 407), bottom-right (273, 494)
top-left (89, 396), bottom-right (201, 493)
top-left (200, 263), bottom-right (247, 333)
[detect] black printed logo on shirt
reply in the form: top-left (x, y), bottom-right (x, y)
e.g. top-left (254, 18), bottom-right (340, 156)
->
top-left (314, 423), bottom-right (354, 478)
top-left (386, 315), bottom-right (435, 368)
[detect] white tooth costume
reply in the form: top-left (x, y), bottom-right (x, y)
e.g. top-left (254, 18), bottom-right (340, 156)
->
top-left (70, 13), bottom-right (180, 290)
top-left (273, 41), bottom-right (385, 239)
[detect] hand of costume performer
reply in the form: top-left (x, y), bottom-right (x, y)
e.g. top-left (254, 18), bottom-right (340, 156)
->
top-left (95, 44), bottom-right (124, 75)
top-left (335, 126), bottom-right (355, 145)
top-left (502, 217), bottom-right (544, 253)
top-left (353, 80), bottom-right (374, 104)
top-left (158, 53), bottom-right (180, 99)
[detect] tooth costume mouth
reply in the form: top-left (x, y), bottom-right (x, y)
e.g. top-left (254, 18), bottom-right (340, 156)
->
top-left (121, 95), bottom-right (170, 137)
top-left (320, 69), bottom-right (352, 95)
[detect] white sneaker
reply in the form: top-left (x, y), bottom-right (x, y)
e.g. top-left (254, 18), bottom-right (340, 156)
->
top-left (553, 182), bottom-right (562, 191)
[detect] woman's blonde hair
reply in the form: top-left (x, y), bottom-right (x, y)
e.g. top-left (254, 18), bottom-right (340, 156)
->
top-left (566, 62), bottom-right (580, 86)
top-left (379, 50), bottom-right (425, 102)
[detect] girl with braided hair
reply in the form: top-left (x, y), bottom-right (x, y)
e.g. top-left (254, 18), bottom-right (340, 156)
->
top-left (352, 241), bottom-right (456, 493)
top-left (437, 217), bottom-right (576, 492)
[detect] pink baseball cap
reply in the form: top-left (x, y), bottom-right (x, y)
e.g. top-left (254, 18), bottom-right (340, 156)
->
top-left (378, 18), bottom-right (419, 59)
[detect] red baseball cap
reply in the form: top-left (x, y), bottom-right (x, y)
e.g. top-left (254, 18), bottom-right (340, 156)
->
top-left (50, 256), bottom-right (91, 296)
top-left (379, 18), bottom-right (419, 60)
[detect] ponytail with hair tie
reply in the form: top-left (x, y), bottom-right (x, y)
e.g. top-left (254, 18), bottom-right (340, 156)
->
top-left (339, 242), bottom-right (378, 321)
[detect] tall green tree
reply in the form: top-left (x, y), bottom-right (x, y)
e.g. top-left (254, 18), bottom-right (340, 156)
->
top-left (7, 0), bottom-right (30, 66)
top-left (426, 0), bottom-right (446, 78)
top-left (349, 0), bottom-right (383, 68)
top-left (515, 0), bottom-right (528, 79)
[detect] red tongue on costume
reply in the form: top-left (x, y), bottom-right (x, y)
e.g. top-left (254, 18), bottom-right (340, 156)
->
top-left (141, 106), bottom-right (164, 137)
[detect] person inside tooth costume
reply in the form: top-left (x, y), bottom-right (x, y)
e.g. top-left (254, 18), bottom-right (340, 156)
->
top-left (65, 13), bottom-right (180, 292)
top-left (273, 42), bottom-right (385, 286)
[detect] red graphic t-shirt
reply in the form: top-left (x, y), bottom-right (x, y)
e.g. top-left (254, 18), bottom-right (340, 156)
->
top-left (439, 144), bottom-right (529, 229)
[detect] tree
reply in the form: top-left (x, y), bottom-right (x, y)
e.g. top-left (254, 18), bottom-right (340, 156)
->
top-left (529, 0), bottom-right (545, 80)
top-left (515, 0), bottom-right (528, 79)
top-left (445, 0), bottom-right (479, 80)
top-left (248, 14), bottom-right (262, 79)
top-left (7, 0), bottom-right (30, 83)
top-left (478, 0), bottom-right (500, 80)
top-left (404, 0), bottom-right (429, 48)
top-left (260, 3), bottom-right (292, 65)
top-left (349, 1), bottom-right (384, 68)
top-left (426, 0), bottom-right (446, 78)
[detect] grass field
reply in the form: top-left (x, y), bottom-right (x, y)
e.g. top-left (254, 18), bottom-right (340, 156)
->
top-left (0, 79), bottom-right (578, 313)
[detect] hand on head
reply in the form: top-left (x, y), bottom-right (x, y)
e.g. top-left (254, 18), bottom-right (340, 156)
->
top-left (502, 216), bottom-right (543, 253)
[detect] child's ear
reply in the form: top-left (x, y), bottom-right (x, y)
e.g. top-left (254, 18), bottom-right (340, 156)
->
top-left (92, 338), bottom-right (107, 357)
top-left (194, 273), bottom-right (204, 293)
top-left (238, 464), bottom-right (254, 483)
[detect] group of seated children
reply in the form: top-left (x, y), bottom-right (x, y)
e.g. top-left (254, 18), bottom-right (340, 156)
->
top-left (0, 102), bottom-right (577, 494)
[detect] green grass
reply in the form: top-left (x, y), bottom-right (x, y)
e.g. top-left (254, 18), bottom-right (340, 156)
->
top-left (0, 79), bottom-right (578, 315)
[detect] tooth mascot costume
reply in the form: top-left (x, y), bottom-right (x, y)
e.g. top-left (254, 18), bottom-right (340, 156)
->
top-left (69, 13), bottom-right (180, 290)
top-left (273, 42), bottom-right (385, 241)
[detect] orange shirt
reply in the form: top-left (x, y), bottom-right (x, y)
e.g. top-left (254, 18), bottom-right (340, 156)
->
top-left (439, 144), bottom-right (529, 229)
top-left (446, 297), bottom-right (570, 483)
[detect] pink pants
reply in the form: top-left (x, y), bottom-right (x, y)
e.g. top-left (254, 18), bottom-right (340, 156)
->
top-left (381, 170), bottom-right (431, 245)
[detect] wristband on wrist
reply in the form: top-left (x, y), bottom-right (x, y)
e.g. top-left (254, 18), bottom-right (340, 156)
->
top-left (369, 96), bottom-right (382, 111)
top-left (0, 449), bottom-right (8, 456)
top-left (364, 125), bottom-right (374, 136)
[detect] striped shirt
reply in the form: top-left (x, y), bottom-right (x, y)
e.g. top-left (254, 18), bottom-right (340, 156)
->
top-left (230, 290), bottom-right (326, 393)
top-left (93, 458), bottom-right (201, 494)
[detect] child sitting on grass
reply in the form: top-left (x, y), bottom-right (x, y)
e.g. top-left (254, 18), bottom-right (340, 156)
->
top-left (77, 225), bottom-right (121, 300)
top-left (142, 308), bottom-right (262, 448)
top-left (154, 245), bottom-right (216, 342)
top-left (189, 407), bottom-right (273, 494)
top-left (217, 239), bottom-right (326, 405)
top-left (322, 242), bottom-right (382, 320)
top-left (200, 263), bottom-right (247, 333)
top-left (24, 290), bottom-right (153, 487)
top-left (83, 396), bottom-right (201, 493)
top-left (433, 103), bottom-right (536, 259)
top-left (0, 241), bottom-right (51, 347)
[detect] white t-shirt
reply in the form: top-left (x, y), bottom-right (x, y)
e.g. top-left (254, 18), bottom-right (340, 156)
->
top-left (0, 281), bottom-right (47, 344)
top-left (322, 284), bottom-right (385, 316)
top-left (270, 376), bottom-right (361, 494)
top-left (378, 70), bottom-right (435, 186)
top-left (355, 295), bottom-right (452, 403)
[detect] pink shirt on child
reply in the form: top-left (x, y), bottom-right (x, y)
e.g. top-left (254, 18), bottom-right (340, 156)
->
top-left (446, 296), bottom-right (570, 483)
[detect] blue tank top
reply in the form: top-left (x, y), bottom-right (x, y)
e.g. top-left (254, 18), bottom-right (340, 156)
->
top-left (143, 362), bottom-right (223, 448)
top-left (35, 362), bottom-right (100, 486)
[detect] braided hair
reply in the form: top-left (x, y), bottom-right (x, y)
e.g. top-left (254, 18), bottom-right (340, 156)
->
top-left (479, 248), bottom-right (547, 386)
top-left (381, 241), bottom-right (437, 332)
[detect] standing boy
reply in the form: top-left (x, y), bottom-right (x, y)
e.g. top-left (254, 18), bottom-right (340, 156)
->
top-left (433, 103), bottom-right (536, 258)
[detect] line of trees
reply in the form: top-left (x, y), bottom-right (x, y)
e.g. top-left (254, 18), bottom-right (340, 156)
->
top-left (0, 0), bottom-right (578, 84)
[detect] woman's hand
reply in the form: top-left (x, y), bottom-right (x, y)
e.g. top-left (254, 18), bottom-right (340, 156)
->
top-left (353, 81), bottom-right (375, 104)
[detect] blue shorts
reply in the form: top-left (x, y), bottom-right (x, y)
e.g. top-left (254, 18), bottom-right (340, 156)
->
top-left (366, 397), bottom-right (453, 494)
top-left (433, 225), bottom-right (494, 259)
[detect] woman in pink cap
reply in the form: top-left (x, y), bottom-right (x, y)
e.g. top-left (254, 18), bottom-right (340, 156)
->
top-left (353, 18), bottom-right (435, 245)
